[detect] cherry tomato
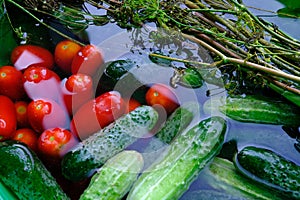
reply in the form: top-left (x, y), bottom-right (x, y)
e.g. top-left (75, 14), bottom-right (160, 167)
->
top-left (27, 99), bottom-right (69, 134)
top-left (14, 101), bottom-right (30, 128)
top-left (12, 128), bottom-right (38, 151)
top-left (145, 83), bottom-right (179, 115)
top-left (38, 127), bottom-right (78, 158)
top-left (0, 95), bottom-right (17, 141)
top-left (71, 44), bottom-right (104, 76)
top-left (11, 44), bottom-right (54, 71)
top-left (62, 73), bottom-right (93, 115)
top-left (54, 40), bottom-right (82, 74)
top-left (23, 65), bottom-right (61, 101)
top-left (71, 91), bottom-right (125, 140)
top-left (0, 66), bottom-right (26, 100)
top-left (125, 98), bottom-right (141, 113)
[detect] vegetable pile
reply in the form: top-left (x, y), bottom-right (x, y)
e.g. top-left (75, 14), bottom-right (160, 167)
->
top-left (0, 0), bottom-right (299, 199)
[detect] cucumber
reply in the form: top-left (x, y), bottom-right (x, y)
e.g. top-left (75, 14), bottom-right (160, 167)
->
top-left (206, 157), bottom-right (287, 200)
top-left (0, 180), bottom-right (18, 200)
top-left (234, 146), bottom-right (300, 199)
top-left (127, 116), bottom-right (227, 200)
top-left (61, 105), bottom-right (158, 181)
top-left (145, 102), bottom-right (198, 151)
top-left (80, 150), bottom-right (144, 200)
top-left (0, 140), bottom-right (69, 200)
top-left (142, 102), bottom-right (197, 168)
top-left (205, 95), bottom-right (300, 126)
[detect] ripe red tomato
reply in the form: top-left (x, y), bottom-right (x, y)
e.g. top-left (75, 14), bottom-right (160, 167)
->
top-left (12, 128), bottom-right (38, 151)
top-left (71, 91), bottom-right (125, 140)
top-left (10, 44), bottom-right (54, 71)
top-left (54, 40), bottom-right (82, 74)
top-left (0, 95), bottom-right (17, 141)
top-left (0, 66), bottom-right (26, 100)
top-left (14, 101), bottom-right (30, 128)
top-left (27, 99), bottom-right (69, 134)
top-left (71, 44), bottom-right (104, 76)
top-left (125, 98), bottom-right (141, 113)
top-left (145, 83), bottom-right (179, 115)
top-left (23, 65), bottom-right (61, 101)
top-left (38, 127), bottom-right (78, 158)
top-left (62, 73), bottom-right (93, 115)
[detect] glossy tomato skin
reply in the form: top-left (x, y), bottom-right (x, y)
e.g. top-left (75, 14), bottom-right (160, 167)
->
top-left (11, 45), bottom-right (54, 71)
top-left (125, 98), bottom-right (141, 113)
top-left (71, 44), bottom-right (104, 76)
top-left (145, 83), bottom-right (179, 115)
top-left (61, 73), bottom-right (93, 115)
top-left (70, 91), bottom-right (126, 140)
top-left (0, 95), bottom-right (17, 141)
top-left (38, 127), bottom-right (78, 158)
top-left (12, 128), bottom-right (38, 152)
top-left (0, 66), bottom-right (26, 100)
top-left (23, 65), bottom-right (61, 101)
top-left (27, 99), bottom-right (69, 134)
top-left (54, 40), bottom-right (82, 74)
top-left (14, 101), bottom-right (30, 128)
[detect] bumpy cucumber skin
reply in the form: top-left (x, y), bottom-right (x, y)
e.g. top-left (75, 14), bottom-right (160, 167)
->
top-left (62, 106), bottom-right (158, 181)
top-left (207, 157), bottom-right (286, 200)
top-left (145, 102), bottom-right (197, 153)
top-left (80, 150), bottom-right (144, 200)
top-left (219, 95), bottom-right (300, 126)
top-left (0, 141), bottom-right (69, 200)
top-left (127, 116), bottom-right (227, 200)
top-left (234, 146), bottom-right (300, 199)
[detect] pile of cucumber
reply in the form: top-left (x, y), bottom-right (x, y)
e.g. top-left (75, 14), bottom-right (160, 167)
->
top-left (0, 94), bottom-right (299, 200)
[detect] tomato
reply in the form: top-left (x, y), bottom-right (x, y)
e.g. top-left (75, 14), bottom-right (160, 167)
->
top-left (62, 73), bottom-right (93, 115)
top-left (14, 101), bottom-right (30, 128)
top-left (0, 95), bottom-right (17, 141)
top-left (71, 91), bottom-right (126, 140)
top-left (54, 40), bottom-right (82, 74)
top-left (38, 127), bottom-right (78, 158)
top-left (0, 66), bottom-right (26, 100)
top-left (12, 128), bottom-right (38, 151)
top-left (145, 83), bottom-right (179, 115)
top-left (10, 44), bottom-right (54, 71)
top-left (23, 65), bottom-right (61, 101)
top-left (27, 99), bottom-right (69, 134)
top-left (71, 44), bottom-right (104, 76)
top-left (125, 98), bottom-right (141, 113)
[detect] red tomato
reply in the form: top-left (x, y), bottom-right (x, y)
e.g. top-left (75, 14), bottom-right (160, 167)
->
top-left (12, 128), bottom-right (38, 151)
top-left (125, 98), bottom-right (141, 113)
top-left (38, 127), bottom-right (78, 158)
top-left (23, 65), bottom-right (61, 101)
top-left (62, 73), bottom-right (93, 115)
top-left (10, 45), bottom-right (54, 71)
top-left (0, 66), bottom-right (26, 100)
top-left (71, 91), bottom-right (125, 140)
top-left (145, 83), bottom-right (179, 115)
top-left (54, 40), bottom-right (82, 74)
top-left (14, 101), bottom-right (30, 128)
top-left (27, 99), bottom-right (69, 134)
top-left (0, 95), bottom-right (17, 141)
top-left (71, 44), bottom-right (104, 76)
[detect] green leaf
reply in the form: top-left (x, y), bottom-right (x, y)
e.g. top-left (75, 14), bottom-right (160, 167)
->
top-left (0, 7), bottom-right (18, 66)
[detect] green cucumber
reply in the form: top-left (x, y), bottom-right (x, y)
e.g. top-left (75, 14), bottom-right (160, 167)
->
top-left (80, 150), bottom-right (144, 200)
top-left (127, 116), bottom-right (227, 200)
top-left (145, 102), bottom-right (198, 151)
top-left (0, 180), bottom-right (18, 200)
top-left (205, 95), bottom-right (300, 126)
top-left (0, 140), bottom-right (69, 200)
top-left (234, 146), bottom-right (300, 199)
top-left (62, 105), bottom-right (158, 181)
top-left (206, 157), bottom-right (287, 200)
